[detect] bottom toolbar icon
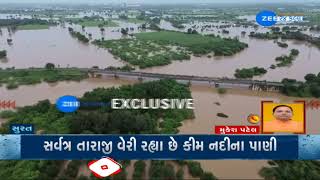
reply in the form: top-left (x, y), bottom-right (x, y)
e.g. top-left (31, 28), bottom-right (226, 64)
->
top-left (88, 157), bottom-right (122, 178)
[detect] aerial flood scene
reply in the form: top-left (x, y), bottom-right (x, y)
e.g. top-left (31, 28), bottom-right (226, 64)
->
top-left (1, 0), bottom-right (320, 179)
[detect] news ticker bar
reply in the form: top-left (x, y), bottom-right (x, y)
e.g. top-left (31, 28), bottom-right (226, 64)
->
top-left (0, 135), bottom-right (319, 160)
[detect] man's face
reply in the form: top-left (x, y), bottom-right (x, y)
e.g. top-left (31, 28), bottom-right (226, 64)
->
top-left (273, 106), bottom-right (293, 121)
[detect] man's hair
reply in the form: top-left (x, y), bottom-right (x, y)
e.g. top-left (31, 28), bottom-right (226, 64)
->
top-left (272, 105), bottom-right (293, 113)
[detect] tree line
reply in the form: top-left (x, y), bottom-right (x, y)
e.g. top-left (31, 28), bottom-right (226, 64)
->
top-left (281, 72), bottom-right (320, 97)
top-left (0, 18), bottom-right (56, 27)
top-left (68, 27), bottom-right (89, 43)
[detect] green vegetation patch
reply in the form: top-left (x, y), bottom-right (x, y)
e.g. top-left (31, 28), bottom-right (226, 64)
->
top-left (135, 31), bottom-right (248, 55)
top-left (0, 68), bottom-right (88, 89)
top-left (234, 67), bottom-right (267, 79)
top-left (0, 50), bottom-right (7, 58)
top-left (277, 41), bottom-right (288, 48)
top-left (68, 27), bottom-right (89, 43)
top-left (94, 31), bottom-right (247, 68)
top-left (217, 112), bottom-right (229, 118)
top-left (281, 72), bottom-right (320, 98)
top-left (93, 38), bottom-right (191, 68)
top-left (78, 20), bottom-right (118, 27)
top-left (0, 18), bottom-right (56, 27)
top-left (274, 49), bottom-right (299, 68)
top-left (66, 17), bottom-right (118, 27)
top-left (260, 160), bottom-right (320, 180)
top-left (133, 160), bottom-right (146, 180)
top-left (17, 24), bottom-right (49, 30)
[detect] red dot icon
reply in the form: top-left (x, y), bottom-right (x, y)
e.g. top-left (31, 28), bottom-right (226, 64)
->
top-left (101, 165), bottom-right (108, 170)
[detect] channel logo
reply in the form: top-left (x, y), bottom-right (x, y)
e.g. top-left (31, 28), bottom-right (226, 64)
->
top-left (256, 10), bottom-right (304, 27)
top-left (88, 157), bottom-right (122, 178)
top-left (56, 95), bottom-right (80, 113)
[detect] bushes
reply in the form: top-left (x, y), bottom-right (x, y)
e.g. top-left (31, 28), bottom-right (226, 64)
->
top-left (217, 88), bottom-right (227, 94)
top-left (217, 112), bottom-right (229, 118)
top-left (69, 31), bottom-right (89, 43)
top-left (149, 161), bottom-right (176, 180)
top-left (6, 82), bottom-right (18, 89)
top-left (277, 42), bottom-right (288, 48)
top-left (176, 168), bottom-right (184, 180)
top-left (281, 73), bottom-right (320, 98)
top-left (259, 160), bottom-right (320, 180)
top-left (45, 63), bottom-right (55, 70)
top-left (291, 49), bottom-right (300, 56)
top-left (274, 49), bottom-right (299, 68)
top-left (187, 161), bottom-right (203, 177)
top-left (200, 172), bottom-right (217, 180)
top-left (0, 50), bottom-right (7, 58)
top-left (133, 160), bottom-right (146, 180)
top-left (0, 69), bottom-right (88, 89)
top-left (234, 67), bottom-right (267, 78)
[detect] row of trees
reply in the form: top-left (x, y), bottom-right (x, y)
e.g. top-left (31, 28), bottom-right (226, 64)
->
top-left (281, 72), bottom-right (320, 97)
top-left (234, 67), bottom-right (267, 78)
top-left (68, 27), bottom-right (89, 43)
top-left (250, 30), bottom-right (320, 49)
top-left (0, 66), bottom-right (88, 89)
top-left (260, 160), bottom-right (320, 180)
top-left (0, 18), bottom-right (55, 27)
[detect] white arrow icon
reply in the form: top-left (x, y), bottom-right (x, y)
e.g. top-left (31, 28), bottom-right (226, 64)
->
top-left (88, 157), bottom-right (122, 178)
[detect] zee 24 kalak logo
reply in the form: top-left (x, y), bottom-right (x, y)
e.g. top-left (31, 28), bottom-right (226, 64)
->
top-left (256, 10), bottom-right (304, 27)
top-left (0, 100), bottom-right (16, 109)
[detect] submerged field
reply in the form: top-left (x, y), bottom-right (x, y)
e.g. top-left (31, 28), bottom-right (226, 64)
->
top-left (65, 18), bottom-right (119, 27)
top-left (94, 31), bottom-right (248, 68)
top-left (17, 24), bottom-right (50, 30)
top-left (0, 68), bottom-right (88, 89)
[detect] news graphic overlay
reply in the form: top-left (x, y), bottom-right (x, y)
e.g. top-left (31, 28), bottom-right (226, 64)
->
top-left (0, 100), bottom-right (16, 109)
top-left (2, 134), bottom-right (320, 160)
top-left (56, 95), bottom-right (80, 113)
top-left (10, 124), bottom-right (34, 134)
top-left (256, 10), bottom-right (277, 27)
top-left (88, 157), bottom-right (122, 178)
top-left (261, 101), bottom-right (305, 134)
top-left (256, 10), bottom-right (304, 27)
top-left (247, 114), bottom-right (260, 124)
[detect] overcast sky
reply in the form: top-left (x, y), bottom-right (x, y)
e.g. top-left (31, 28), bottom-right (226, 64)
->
top-left (0, 0), bottom-right (314, 4)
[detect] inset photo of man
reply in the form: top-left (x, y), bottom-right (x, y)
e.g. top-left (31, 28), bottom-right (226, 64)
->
top-left (262, 102), bottom-right (305, 134)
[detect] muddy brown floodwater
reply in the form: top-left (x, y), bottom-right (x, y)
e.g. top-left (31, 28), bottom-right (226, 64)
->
top-left (0, 26), bottom-right (124, 69)
top-left (140, 34), bottom-right (320, 82)
top-left (179, 85), bottom-right (320, 179)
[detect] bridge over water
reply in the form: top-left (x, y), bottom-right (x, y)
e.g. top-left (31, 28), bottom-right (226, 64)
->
top-left (86, 69), bottom-right (284, 92)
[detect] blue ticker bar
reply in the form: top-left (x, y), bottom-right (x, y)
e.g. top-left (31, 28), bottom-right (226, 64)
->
top-left (1, 134), bottom-right (320, 160)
